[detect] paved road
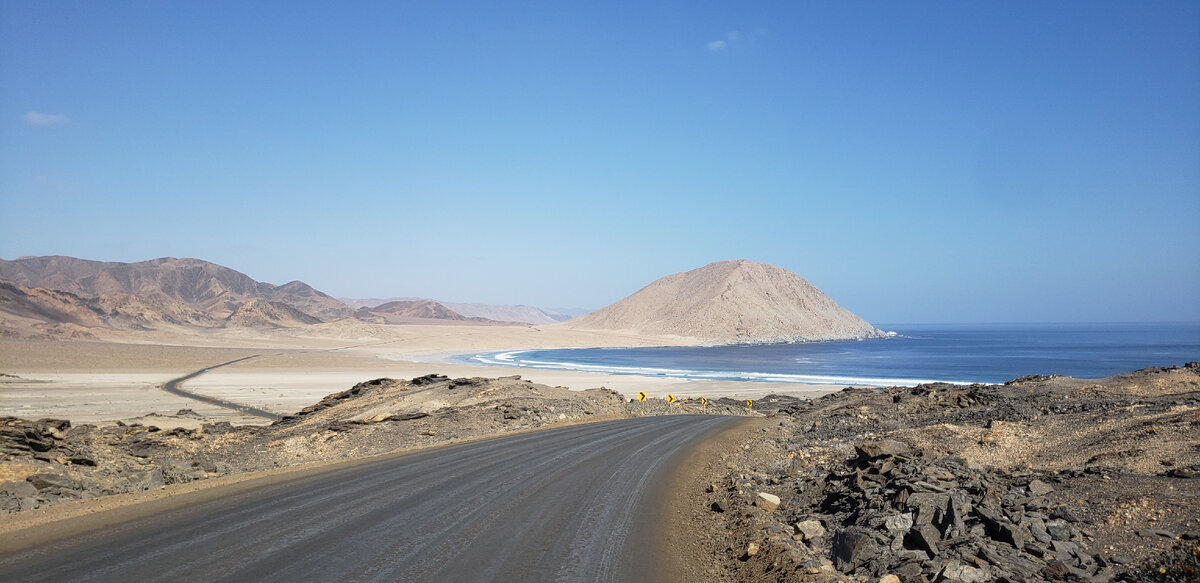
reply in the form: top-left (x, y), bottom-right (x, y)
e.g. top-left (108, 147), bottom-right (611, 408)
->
top-left (160, 356), bottom-right (281, 421)
top-left (1, 415), bottom-right (737, 582)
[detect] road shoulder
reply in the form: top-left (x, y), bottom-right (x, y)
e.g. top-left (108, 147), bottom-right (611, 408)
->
top-left (659, 415), bottom-right (774, 582)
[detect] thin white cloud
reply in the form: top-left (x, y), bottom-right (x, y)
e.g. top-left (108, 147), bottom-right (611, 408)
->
top-left (24, 111), bottom-right (68, 126)
top-left (707, 29), bottom-right (766, 53)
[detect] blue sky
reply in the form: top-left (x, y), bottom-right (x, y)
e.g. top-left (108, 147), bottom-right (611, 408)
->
top-left (2, 1), bottom-right (1198, 323)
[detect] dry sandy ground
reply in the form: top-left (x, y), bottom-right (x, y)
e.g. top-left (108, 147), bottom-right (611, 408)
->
top-left (0, 323), bottom-right (839, 425)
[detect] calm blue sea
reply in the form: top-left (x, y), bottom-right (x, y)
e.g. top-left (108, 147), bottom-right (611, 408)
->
top-left (466, 323), bottom-right (1200, 387)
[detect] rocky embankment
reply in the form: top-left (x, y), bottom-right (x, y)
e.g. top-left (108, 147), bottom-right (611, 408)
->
top-left (695, 364), bottom-right (1200, 582)
top-left (0, 375), bottom-right (746, 513)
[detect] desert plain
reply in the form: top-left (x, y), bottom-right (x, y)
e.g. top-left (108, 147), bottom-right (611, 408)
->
top-left (0, 322), bottom-right (836, 428)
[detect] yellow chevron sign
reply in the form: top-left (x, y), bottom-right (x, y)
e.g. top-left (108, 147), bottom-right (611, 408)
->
top-left (700, 397), bottom-right (708, 405)
top-left (745, 400), bottom-right (753, 408)
top-left (667, 394), bottom-right (675, 403)
top-left (637, 391), bottom-right (646, 401)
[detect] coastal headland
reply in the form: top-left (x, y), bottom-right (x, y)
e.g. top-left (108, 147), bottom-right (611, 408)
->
top-left (2, 256), bottom-right (1197, 580)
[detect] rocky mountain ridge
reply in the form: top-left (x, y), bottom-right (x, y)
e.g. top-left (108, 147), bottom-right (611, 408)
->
top-left (0, 257), bottom-right (355, 336)
top-left (0, 256), bottom-right (352, 321)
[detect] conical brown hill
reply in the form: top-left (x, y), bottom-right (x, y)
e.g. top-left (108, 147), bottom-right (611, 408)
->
top-left (563, 260), bottom-right (885, 344)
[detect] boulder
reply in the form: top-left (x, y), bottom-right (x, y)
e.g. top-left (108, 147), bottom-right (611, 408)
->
top-left (756, 492), bottom-right (780, 511)
top-left (0, 480), bottom-right (38, 498)
top-left (794, 519), bottom-right (826, 540)
top-left (884, 513), bottom-right (914, 532)
top-left (941, 559), bottom-right (991, 583)
top-left (1027, 479), bottom-right (1054, 496)
top-left (832, 528), bottom-right (878, 571)
top-left (855, 439), bottom-right (911, 460)
top-left (27, 472), bottom-right (74, 491)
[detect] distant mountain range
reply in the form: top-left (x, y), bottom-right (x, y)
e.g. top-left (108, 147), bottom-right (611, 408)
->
top-left (0, 256), bottom-right (587, 336)
top-left (0, 256), bottom-right (352, 334)
top-left (562, 259), bottom-right (885, 343)
top-left (1, 256), bottom-right (882, 344)
top-left (0, 256), bottom-right (351, 321)
top-left (353, 299), bottom-right (505, 325)
top-left (340, 297), bottom-right (586, 325)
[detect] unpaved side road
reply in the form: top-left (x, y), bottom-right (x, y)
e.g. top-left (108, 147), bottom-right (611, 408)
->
top-left (1, 415), bottom-right (739, 583)
top-left (160, 356), bottom-right (280, 420)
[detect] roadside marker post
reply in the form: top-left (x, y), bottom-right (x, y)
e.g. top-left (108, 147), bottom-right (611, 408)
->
top-left (667, 394), bottom-right (674, 404)
top-left (746, 399), bottom-right (754, 410)
top-left (638, 391), bottom-right (646, 415)
top-left (700, 397), bottom-right (708, 413)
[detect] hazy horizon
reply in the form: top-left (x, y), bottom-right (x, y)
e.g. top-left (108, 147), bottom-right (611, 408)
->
top-left (3, 2), bottom-right (1198, 324)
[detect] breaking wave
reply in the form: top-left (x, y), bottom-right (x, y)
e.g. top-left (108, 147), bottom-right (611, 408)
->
top-left (467, 349), bottom-right (966, 387)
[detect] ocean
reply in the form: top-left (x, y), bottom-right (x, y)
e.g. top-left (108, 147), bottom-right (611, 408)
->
top-left (466, 322), bottom-right (1200, 387)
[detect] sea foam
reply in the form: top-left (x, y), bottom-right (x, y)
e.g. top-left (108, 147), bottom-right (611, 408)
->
top-left (468, 350), bottom-right (966, 387)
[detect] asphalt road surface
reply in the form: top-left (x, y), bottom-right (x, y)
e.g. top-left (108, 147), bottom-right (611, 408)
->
top-left (1, 415), bottom-right (738, 582)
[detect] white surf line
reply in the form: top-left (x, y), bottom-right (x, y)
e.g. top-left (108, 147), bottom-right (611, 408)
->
top-left (464, 350), bottom-right (975, 387)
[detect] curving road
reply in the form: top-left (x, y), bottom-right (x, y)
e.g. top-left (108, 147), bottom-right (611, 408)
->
top-left (0, 415), bottom-right (738, 582)
top-left (160, 356), bottom-right (281, 421)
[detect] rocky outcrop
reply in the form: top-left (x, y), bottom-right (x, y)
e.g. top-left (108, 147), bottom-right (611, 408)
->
top-left (224, 299), bottom-right (323, 328)
top-left (562, 260), bottom-right (885, 344)
top-left (700, 364), bottom-right (1200, 582)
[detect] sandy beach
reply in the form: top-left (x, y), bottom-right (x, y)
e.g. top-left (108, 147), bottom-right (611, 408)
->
top-left (0, 324), bottom-right (840, 426)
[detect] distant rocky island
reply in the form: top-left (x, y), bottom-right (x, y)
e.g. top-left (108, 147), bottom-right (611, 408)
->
top-left (562, 259), bottom-right (886, 344)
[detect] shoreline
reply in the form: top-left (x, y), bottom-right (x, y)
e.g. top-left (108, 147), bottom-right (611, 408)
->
top-left (457, 346), bottom-right (976, 388)
top-left (0, 336), bottom-right (842, 426)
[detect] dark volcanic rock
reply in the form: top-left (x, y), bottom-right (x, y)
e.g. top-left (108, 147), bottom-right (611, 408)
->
top-left (854, 439), bottom-right (911, 460)
top-left (832, 528), bottom-right (877, 571)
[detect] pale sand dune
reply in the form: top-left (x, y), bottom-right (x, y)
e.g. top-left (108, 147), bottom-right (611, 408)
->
top-left (0, 323), bottom-right (840, 424)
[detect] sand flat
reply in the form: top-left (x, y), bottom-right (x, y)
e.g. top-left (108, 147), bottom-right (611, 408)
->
top-left (0, 372), bottom-right (263, 424)
top-left (0, 325), bottom-right (840, 424)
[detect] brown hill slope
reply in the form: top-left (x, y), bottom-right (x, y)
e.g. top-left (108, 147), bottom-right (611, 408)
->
top-left (0, 281), bottom-right (106, 330)
top-left (88, 293), bottom-right (219, 329)
top-left (225, 299), bottom-right (324, 328)
top-left (563, 260), bottom-right (885, 344)
top-left (0, 256), bottom-right (350, 321)
top-left (0, 280), bottom-right (224, 337)
top-left (370, 299), bottom-right (467, 320)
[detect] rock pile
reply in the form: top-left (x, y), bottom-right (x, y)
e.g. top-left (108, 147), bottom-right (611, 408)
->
top-left (0, 416), bottom-right (230, 512)
top-left (700, 365), bottom-right (1200, 582)
top-left (822, 440), bottom-right (1109, 581)
top-left (709, 437), bottom-right (1197, 582)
